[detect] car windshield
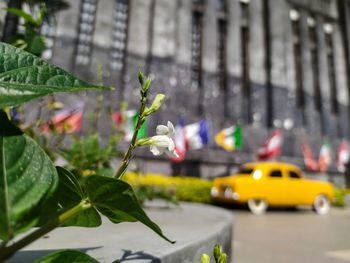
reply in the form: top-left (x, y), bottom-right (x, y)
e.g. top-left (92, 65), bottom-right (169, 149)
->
top-left (237, 167), bottom-right (254, 175)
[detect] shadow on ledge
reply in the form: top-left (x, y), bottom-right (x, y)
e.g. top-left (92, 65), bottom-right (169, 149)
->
top-left (6, 246), bottom-right (101, 263)
top-left (114, 249), bottom-right (161, 263)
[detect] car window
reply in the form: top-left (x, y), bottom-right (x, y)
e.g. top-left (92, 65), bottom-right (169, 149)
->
top-left (269, 170), bottom-right (282, 178)
top-left (289, 171), bottom-right (301, 179)
top-left (238, 168), bottom-right (253, 175)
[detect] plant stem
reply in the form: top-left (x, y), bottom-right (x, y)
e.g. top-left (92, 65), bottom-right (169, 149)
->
top-left (113, 97), bottom-right (146, 179)
top-left (0, 200), bottom-right (91, 262)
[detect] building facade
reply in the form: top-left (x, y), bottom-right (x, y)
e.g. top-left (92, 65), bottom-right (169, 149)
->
top-left (1, 0), bottom-right (350, 182)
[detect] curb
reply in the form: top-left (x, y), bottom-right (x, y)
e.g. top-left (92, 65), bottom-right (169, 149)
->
top-left (7, 202), bottom-right (233, 263)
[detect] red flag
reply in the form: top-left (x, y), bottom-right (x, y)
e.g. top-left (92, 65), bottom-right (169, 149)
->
top-left (42, 105), bottom-right (84, 134)
top-left (301, 138), bottom-right (318, 171)
top-left (257, 129), bottom-right (283, 160)
top-left (337, 140), bottom-right (349, 172)
top-left (171, 117), bottom-right (187, 162)
top-left (112, 112), bottom-right (123, 128)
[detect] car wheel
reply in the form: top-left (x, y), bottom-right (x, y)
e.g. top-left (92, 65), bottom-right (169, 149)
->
top-left (313, 195), bottom-right (330, 215)
top-left (247, 199), bottom-right (268, 215)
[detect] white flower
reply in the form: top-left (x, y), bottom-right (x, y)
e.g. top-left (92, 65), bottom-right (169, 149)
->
top-left (156, 121), bottom-right (175, 137)
top-left (150, 121), bottom-right (178, 158)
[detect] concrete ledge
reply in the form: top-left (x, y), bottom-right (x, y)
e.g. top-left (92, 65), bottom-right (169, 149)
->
top-left (7, 202), bottom-right (233, 263)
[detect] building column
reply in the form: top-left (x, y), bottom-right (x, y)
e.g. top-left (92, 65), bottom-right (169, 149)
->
top-left (150, 0), bottom-right (177, 109)
top-left (299, 10), bottom-right (322, 134)
top-left (317, 17), bottom-right (339, 137)
top-left (124, 0), bottom-right (153, 108)
top-left (0, 1), bottom-right (7, 40)
top-left (248, 0), bottom-right (267, 127)
top-left (226, 0), bottom-right (242, 122)
top-left (148, 0), bottom-right (178, 127)
top-left (201, 0), bottom-right (224, 143)
top-left (333, 24), bottom-right (349, 138)
top-left (53, 0), bottom-right (82, 72)
top-left (269, 0), bottom-right (299, 156)
top-left (91, 0), bottom-right (114, 79)
top-left (173, 0), bottom-right (195, 118)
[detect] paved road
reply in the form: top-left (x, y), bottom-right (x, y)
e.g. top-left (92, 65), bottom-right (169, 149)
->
top-left (231, 206), bottom-right (350, 263)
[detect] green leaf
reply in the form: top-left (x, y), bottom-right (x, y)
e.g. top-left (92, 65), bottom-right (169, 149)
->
top-left (24, 24), bottom-right (47, 56)
top-left (0, 41), bottom-right (113, 108)
top-left (0, 112), bottom-right (58, 241)
top-left (39, 166), bottom-right (101, 227)
top-left (95, 167), bottom-right (114, 177)
top-left (86, 175), bottom-right (175, 243)
top-left (35, 249), bottom-right (100, 263)
top-left (4, 8), bottom-right (39, 25)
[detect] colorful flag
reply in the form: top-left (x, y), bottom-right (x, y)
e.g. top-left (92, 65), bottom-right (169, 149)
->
top-left (10, 107), bottom-right (20, 121)
top-left (319, 142), bottom-right (332, 172)
top-left (257, 129), bottom-right (283, 160)
top-left (301, 138), bottom-right (318, 171)
top-left (171, 117), bottom-right (187, 162)
top-left (41, 103), bottom-right (84, 133)
top-left (112, 112), bottom-right (122, 128)
top-left (337, 140), bottom-right (349, 173)
top-left (112, 110), bottom-right (147, 141)
top-left (185, 119), bottom-right (209, 150)
top-left (215, 125), bottom-right (242, 151)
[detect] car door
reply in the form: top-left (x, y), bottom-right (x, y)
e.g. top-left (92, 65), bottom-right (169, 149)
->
top-left (285, 169), bottom-right (307, 205)
top-left (263, 168), bottom-right (288, 205)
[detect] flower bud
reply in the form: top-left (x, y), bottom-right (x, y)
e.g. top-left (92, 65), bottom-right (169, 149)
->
top-left (47, 101), bottom-right (64, 110)
top-left (143, 78), bottom-right (151, 92)
top-left (200, 254), bottom-right (210, 263)
top-left (218, 253), bottom-right (227, 263)
top-left (143, 94), bottom-right (165, 116)
top-left (213, 244), bottom-right (222, 261)
top-left (138, 70), bottom-right (144, 85)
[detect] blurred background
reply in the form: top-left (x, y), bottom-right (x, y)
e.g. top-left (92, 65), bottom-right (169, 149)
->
top-left (2, 1), bottom-right (350, 262)
top-left (1, 0), bottom-right (350, 184)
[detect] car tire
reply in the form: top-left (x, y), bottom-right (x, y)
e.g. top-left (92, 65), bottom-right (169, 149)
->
top-left (313, 195), bottom-right (330, 215)
top-left (247, 199), bottom-right (268, 215)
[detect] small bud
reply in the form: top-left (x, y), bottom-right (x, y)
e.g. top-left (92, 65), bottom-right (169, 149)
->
top-left (218, 253), bottom-right (227, 263)
top-left (200, 254), bottom-right (210, 263)
top-left (140, 96), bottom-right (147, 104)
top-left (143, 94), bottom-right (165, 116)
top-left (47, 101), bottom-right (64, 110)
top-left (138, 70), bottom-right (144, 85)
top-left (213, 244), bottom-right (222, 262)
top-left (143, 78), bottom-right (151, 92)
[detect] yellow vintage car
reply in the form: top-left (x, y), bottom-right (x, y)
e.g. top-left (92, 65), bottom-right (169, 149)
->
top-left (211, 162), bottom-right (334, 215)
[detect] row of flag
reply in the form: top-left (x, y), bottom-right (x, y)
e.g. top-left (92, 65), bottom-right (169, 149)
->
top-left (170, 120), bottom-right (349, 173)
top-left (254, 128), bottom-right (349, 173)
top-left (302, 139), bottom-right (349, 173)
top-left (40, 106), bottom-right (349, 173)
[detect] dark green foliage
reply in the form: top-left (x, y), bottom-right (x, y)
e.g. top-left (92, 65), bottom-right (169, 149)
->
top-left (38, 167), bottom-right (101, 227)
top-left (86, 175), bottom-right (175, 243)
top-left (0, 42), bottom-right (112, 108)
top-left (134, 185), bottom-right (179, 206)
top-left (36, 249), bottom-right (99, 263)
top-left (62, 134), bottom-right (120, 178)
top-left (0, 112), bottom-right (58, 241)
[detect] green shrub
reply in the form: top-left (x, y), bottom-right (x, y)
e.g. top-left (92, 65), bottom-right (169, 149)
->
top-left (124, 172), bottom-right (213, 204)
top-left (333, 188), bottom-right (350, 207)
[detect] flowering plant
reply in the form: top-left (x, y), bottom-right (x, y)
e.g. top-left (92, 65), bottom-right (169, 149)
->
top-left (0, 41), bottom-right (174, 262)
